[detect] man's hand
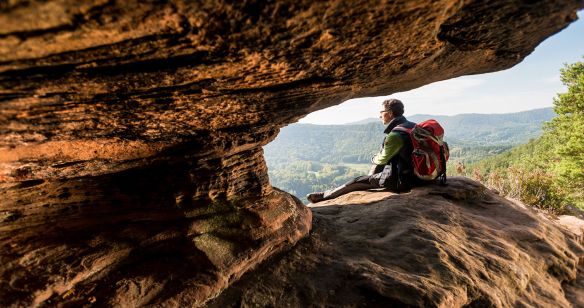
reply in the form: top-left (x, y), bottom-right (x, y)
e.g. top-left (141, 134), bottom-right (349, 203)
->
top-left (369, 164), bottom-right (384, 175)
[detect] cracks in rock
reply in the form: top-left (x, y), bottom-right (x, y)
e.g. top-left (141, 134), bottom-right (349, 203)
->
top-left (79, 50), bottom-right (215, 76)
top-left (0, 38), bottom-right (212, 78)
top-left (0, 0), bottom-right (115, 40)
top-left (224, 75), bottom-right (339, 94)
top-left (437, 24), bottom-right (483, 50)
top-left (87, 77), bottom-right (217, 103)
top-left (436, 25), bottom-right (522, 60)
top-left (436, 23), bottom-right (520, 59)
top-left (0, 93), bottom-right (30, 103)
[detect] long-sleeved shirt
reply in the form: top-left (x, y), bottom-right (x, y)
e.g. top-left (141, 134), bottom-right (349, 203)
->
top-left (371, 131), bottom-right (404, 165)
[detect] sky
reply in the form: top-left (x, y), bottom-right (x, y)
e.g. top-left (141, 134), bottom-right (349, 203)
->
top-left (300, 11), bottom-right (584, 125)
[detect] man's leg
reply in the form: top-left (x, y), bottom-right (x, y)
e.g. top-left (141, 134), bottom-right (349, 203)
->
top-left (307, 175), bottom-right (377, 203)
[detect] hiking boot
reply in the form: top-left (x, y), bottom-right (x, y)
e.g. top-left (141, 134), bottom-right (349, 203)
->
top-left (306, 192), bottom-right (325, 203)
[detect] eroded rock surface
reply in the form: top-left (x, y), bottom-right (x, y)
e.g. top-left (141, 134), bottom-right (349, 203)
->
top-left (1, 1), bottom-right (583, 180)
top-left (210, 178), bottom-right (584, 307)
top-left (1, 0), bottom-right (584, 306)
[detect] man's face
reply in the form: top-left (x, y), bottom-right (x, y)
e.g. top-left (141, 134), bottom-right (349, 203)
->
top-left (380, 110), bottom-right (393, 125)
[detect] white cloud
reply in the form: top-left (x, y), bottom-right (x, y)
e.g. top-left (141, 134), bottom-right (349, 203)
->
top-left (299, 77), bottom-right (487, 124)
top-left (397, 77), bottom-right (485, 100)
top-left (542, 74), bottom-right (560, 84)
top-left (423, 91), bottom-right (554, 115)
top-left (298, 75), bottom-right (561, 124)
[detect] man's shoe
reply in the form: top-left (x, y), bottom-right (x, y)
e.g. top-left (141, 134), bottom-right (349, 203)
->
top-left (306, 192), bottom-right (325, 203)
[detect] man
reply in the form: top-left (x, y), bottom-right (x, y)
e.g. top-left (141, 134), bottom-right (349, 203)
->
top-left (306, 98), bottom-right (420, 203)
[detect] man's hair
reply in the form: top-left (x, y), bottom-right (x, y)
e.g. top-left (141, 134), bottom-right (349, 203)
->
top-left (382, 99), bottom-right (404, 116)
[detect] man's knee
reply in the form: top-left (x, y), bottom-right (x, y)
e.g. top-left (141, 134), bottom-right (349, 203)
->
top-left (368, 173), bottom-right (382, 187)
top-left (354, 175), bottom-right (372, 184)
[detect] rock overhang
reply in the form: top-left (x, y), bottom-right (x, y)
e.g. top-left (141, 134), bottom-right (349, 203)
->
top-left (1, 1), bottom-right (582, 181)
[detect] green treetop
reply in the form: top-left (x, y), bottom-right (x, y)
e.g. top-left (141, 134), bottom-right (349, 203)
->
top-left (546, 57), bottom-right (584, 205)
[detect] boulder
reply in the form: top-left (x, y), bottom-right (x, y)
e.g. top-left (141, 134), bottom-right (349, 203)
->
top-left (210, 178), bottom-right (584, 307)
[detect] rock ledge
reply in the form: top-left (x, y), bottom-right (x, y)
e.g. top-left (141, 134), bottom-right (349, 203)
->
top-left (211, 178), bottom-right (584, 307)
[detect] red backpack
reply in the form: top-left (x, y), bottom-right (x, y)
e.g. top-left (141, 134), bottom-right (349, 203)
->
top-left (393, 119), bottom-right (449, 184)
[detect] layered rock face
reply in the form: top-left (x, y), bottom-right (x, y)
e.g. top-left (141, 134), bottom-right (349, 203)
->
top-left (1, 0), bottom-right (583, 306)
top-left (210, 178), bottom-right (584, 307)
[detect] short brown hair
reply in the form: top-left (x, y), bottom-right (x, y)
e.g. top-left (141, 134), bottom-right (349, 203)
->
top-left (382, 99), bottom-right (404, 116)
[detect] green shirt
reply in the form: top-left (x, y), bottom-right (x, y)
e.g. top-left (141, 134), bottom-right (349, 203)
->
top-left (372, 132), bottom-right (404, 165)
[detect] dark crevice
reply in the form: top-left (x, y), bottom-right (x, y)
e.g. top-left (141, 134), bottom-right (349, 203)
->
top-left (15, 179), bottom-right (45, 188)
top-left (87, 77), bottom-right (217, 103)
top-left (0, 62), bottom-right (78, 79)
top-left (52, 161), bottom-right (87, 169)
top-left (437, 24), bottom-right (486, 51)
top-left (80, 50), bottom-right (216, 76)
top-left (224, 76), bottom-right (338, 94)
top-left (0, 93), bottom-right (30, 103)
top-left (0, 38), bottom-right (207, 79)
top-left (357, 285), bottom-right (416, 307)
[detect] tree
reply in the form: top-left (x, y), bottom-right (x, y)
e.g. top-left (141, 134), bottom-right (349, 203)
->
top-left (546, 57), bottom-right (584, 206)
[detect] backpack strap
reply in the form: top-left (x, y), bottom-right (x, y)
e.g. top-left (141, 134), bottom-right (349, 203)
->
top-left (391, 126), bottom-right (412, 134)
top-left (391, 126), bottom-right (413, 141)
top-left (439, 145), bottom-right (447, 185)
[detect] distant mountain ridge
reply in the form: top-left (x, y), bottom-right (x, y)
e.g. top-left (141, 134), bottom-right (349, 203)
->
top-left (348, 107), bottom-right (554, 124)
top-left (321, 107), bottom-right (555, 146)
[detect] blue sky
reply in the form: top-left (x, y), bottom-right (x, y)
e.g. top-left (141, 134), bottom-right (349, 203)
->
top-left (300, 11), bottom-right (584, 125)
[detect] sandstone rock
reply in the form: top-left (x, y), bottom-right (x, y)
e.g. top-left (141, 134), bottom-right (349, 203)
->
top-left (210, 177), bottom-right (584, 307)
top-left (1, 177), bottom-right (311, 306)
top-left (1, 1), bottom-right (584, 306)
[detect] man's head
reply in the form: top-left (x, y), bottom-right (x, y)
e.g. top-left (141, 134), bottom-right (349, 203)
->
top-left (380, 98), bottom-right (404, 125)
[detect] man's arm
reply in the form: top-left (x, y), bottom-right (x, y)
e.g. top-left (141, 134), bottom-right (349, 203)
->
top-left (371, 132), bottom-right (404, 165)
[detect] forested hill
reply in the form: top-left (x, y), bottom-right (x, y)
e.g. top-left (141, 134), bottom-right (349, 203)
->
top-left (266, 107), bottom-right (555, 164)
top-left (264, 122), bottom-right (380, 165)
top-left (348, 107), bottom-right (556, 145)
top-left (264, 107), bottom-right (555, 201)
